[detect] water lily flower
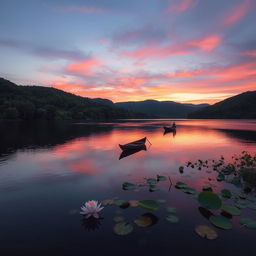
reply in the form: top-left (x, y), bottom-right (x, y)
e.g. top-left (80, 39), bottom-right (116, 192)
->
top-left (80, 200), bottom-right (104, 218)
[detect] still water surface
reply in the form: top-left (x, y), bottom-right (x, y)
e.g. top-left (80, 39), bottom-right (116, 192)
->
top-left (0, 119), bottom-right (256, 256)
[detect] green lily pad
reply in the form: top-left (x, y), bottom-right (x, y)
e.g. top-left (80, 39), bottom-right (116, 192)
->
top-left (101, 198), bottom-right (116, 205)
top-left (209, 215), bottom-right (233, 230)
top-left (113, 222), bottom-right (133, 235)
top-left (198, 191), bottom-right (222, 210)
top-left (149, 184), bottom-right (159, 192)
top-left (221, 189), bottom-right (232, 199)
top-left (134, 215), bottom-right (153, 227)
top-left (175, 181), bottom-right (187, 189)
top-left (202, 186), bottom-right (213, 192)
top-left (147, 178), bottom-right (158, 184)
top-left (138, 200), bottom-right (159, 211)
top-left (182, 187), bottom-right (197, 195)
top-left (239, 218), bottom-right (256, 229)
top-left (217, 173), bottom-right (225, 182)
top-left (128, 200), bottom-right (139, 207)
top-left (166, 215), bottom-right (179, 223)
top-left (122, 182), bottom-right (136, 190)
top-left (221, 204), bottom-right (241, 216)
top-left (166, 206), bottom-right (176, 213)
top-left (157, 175), bottom-right (167, 181)
top-left (195, 225), bottom-right (218, 240)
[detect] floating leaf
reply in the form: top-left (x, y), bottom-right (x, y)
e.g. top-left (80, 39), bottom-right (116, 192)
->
top-left (175, 181), bottom-right (187, 189)
top-left (195, 225), bottom-right (218, 240)
top-left (239, 218), bottom-right (256, 229)
top-left (113, 216), bottom-right (125, 223)
top-left (182, 187), bottom-right (197, 195)
top-left (198, 191), bottom-right (222, 210)
top-left (134, 213), bottom-right (158, 227)
top-left (202, 186), bottom-right (213, 192)
top-left (179, 166), bottom-right (184, 173)
top-left (166, 206), bottom-right (176, 213)
top-left (138, 200), bottom-right (159, 211)
top-left (101, 198), bottom-right (116, 206)
top-left (149, 184), bottom-right (159, 192)
top-left (113, 222), bottom-right (133, 235)
top-left (221, 204), bottom-right (241, 216)
top-left (247, 196), bottom-right (256, 202)
top-left (128, 200), bottom-right (139, 207)
top-left (122, 182), bottom-right (136, 190)
top-left (166, 215), bottom-right (179, 223)
top-left (147, 178), bottom-right (158, 185)
top-left (209, 215), bottom-right (232, 230)
top-left (217, 173), bottom-right (225, 182)
top-left (221, 189), bottom-right (232, 199)
top-left (157, 175), bottom-right (167, 181)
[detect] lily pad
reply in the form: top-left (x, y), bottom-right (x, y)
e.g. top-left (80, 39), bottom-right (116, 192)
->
top-left (134, 213), bottom-right (158, 227)
top-left (209, 215), bottom-right (233, 230)
top-left (147, 178), bottom-right (158, 185)
top-left (198, 191), bottom-right (222, 210)
top-left (179, 166), bottom-right (184, 173)
top-left (221, 204), bottom-right (241, 216)
top-left (221, 189), bottom-right (232, 199)
top-left (166, 206), bottom-right (176, 213)
top-left (202, 186), bottom-right (213, 192)
top-left (122, 182), bottom-right (136, 190)
top-left (149, 184), bottom-right (159, 192)
top-left (157, 175), bottom-right (167, 181)
top-left (128, 200), bottom-right (139, 207)
top-left (101, 198), bottom-right (116, 205)
top-left (195, 225), bottom-right (218, 240)
top-left (166, 215), bottom-right (179, 223)
top-left (217, 173), bottom-right (225, 182)
top-left (113, 222), bottom-right (133, 235)
top-left (182, 187), bottom-right (197, 195)
top-left (175, 181), bottom-right (187, 189)
top-left (247, 196), bottom-right (256, 202)
top-left (239, 218), bottom-right (256, 229)
top-left (138, 200), bottom-right (159, 211)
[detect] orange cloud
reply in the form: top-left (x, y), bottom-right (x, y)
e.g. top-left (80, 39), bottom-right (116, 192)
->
top-left (222, 0), bottom-right (253, 27)
top-left (167, 0), bottom-right (198, 13)
top-left (187, 35), bottom-right (222, 51)
top-left (66, 58), bottom-right (103, 75)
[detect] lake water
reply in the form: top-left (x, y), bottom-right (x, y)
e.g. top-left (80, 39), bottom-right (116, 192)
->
top-left (0, 119), bottom-right (256, 256)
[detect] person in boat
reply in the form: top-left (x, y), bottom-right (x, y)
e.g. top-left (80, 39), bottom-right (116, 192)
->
top-left (172, 122), bottom-right (176, 129)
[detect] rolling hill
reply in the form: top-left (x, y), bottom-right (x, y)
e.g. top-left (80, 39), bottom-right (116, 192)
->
top-left (188, 91), bottom-right (256, 119)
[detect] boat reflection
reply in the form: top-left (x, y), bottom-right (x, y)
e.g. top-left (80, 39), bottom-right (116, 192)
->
top-left (119, 144), bottom-right (147, 160)
top-left (163, 128), bottom-right (176, 137)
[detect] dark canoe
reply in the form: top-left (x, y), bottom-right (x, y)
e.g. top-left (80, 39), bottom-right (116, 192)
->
top-left (119, 144), bottom-right (147, 160)
top-left (163, 126), bottom-right (176, 133)
top-left (119, 137), bottom-right (147, 151)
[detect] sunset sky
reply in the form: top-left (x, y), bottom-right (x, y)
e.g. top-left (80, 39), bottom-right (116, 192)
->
top-left (0, 0), bottom-right (255, 104)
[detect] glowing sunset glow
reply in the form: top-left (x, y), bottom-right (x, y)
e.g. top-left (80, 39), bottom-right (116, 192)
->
top-left (0, 0), bottom-right (255, 104)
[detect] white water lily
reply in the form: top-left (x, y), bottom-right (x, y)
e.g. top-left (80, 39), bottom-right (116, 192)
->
top-left (80, 200), bottom-right (104, 218)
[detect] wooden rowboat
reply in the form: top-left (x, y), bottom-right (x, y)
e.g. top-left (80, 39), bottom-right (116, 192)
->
top-left (119, 145), bottom-right (147, 160)
top-left (119, 137), bottom-right (147, 151)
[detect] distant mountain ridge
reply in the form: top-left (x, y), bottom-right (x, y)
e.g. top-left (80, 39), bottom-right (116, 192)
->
top-left (0, 78), bottom-right (146, 120)
top-left (92, 98), bottom-right (209, 118)
top-left (188, 91), bottom-right (256, 119)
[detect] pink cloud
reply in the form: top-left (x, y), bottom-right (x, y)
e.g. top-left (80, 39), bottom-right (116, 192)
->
top-left (240, 50), bottom-right (256, 57)
top-left (222, 0), bottom-right (253, 27)
top-left (66, 58), bottom-right (104, 76)
top-left (167, 0), bottom-right (198, 13)
top-left (187, 35), bottom-right (222, 51)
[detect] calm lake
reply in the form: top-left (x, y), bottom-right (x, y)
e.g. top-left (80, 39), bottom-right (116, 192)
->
top-left (0, 119), bottom-right (256, 256)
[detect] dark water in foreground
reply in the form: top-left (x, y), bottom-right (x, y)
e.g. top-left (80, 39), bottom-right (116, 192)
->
top-left (0, 119), bottom-right (256, 256)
